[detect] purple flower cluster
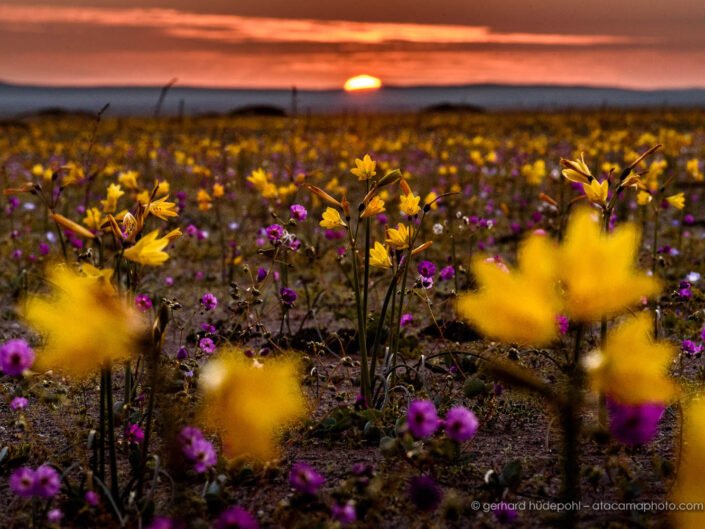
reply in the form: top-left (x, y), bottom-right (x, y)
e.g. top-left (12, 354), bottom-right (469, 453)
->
top-left (0, 339), bottom-right (35, 377)
top-left (179, 426), bottom-right (217, 473)
top-left (10, 465), bottom-right (61, 498)
top-left (407, 400), bottom-right (479, 442)
top-left (289, 462), bottom-right (326, 495)
top-left (214, 506), bottom-right (259, 529)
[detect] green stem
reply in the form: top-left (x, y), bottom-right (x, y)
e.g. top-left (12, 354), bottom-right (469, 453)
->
top-left (104, 364), bottom-right (121, 508)
top-left (347, 228), bottom-right (372, 405)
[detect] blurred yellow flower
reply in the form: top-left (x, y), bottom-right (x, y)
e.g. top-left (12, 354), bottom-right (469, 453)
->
top-left (101, 183), bottom-right (124, 213)
top-left (666, 192), bottom-right (685, 210)
top-left (213, 183), bottom-right (225, 198)
top-left (637, 190), bottom-right (653, 205)
top-left (369, 241), bottom-right (392, 269)
top-left (385, 223), bottom-right (413, 250)
top-left (117, 170), bottom-right (139, 189)
top-left (83, 207), bottom-right (103, 231)
top-left (400, 192), bottom-right (421, 217)
top-left (351, 154), bottom-right (376, 181)
top-left (672, 399), bottom-right (705, 529)
top-left (584, 313), bottom-right (677, 405)
top-left (559, 208), bottom-right (660, 321)
top-left (361, 196), bottom-right (385, 218)
top-left (123, 230), bottom-right (170, 266)
top-left (320, 207), bottom-right (346, 229)
top-left (686, 158), bottom-right (703, 182)
top-left (200, 351), bottom-right (305, 461)
top-left (23, 266), bottom-right (142, 378)
top-left (424, 191), bottom-right (439, 210)
top-left (197, 189), bottom-right (212, 211)
top-left (560, 153), bottom-right (593, 184)
top-left (582, 179), bottom-right (608, 207)
top-left (457, 235), bottom-right (562, 346)
top-left (247, 168), bottom-right (278, 200)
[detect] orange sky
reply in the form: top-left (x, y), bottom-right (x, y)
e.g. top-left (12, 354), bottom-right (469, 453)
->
top-left (2, 1), bottom-right (705, 89)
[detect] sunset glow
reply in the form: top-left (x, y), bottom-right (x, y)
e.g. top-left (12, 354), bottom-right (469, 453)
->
top-left (344, 75), bottom-right (382, 91)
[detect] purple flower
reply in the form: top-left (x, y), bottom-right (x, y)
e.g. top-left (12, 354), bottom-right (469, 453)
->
top-left (179, 426), bottom-right (204, 453)
top-left (34, 465), bottom-right (61, 498)
top-left (289, 462), bottom-right (326, 495)
top-left (331, 501), bottom-right (357, 525)
top-left (135, 294), bottom-right (153, 312)
top-left (417, 260), bottom-right (436, 278)
top-left (0, 339), bottom-right (35, 377)
top-left (85, 490), bottom-right (99, 506)
top-left (190, 438), bottom-right (217, 473)
top-left (684, 214), bottom-right (696, 226)
top-left (700, 325), bottom-right (705, 342)
top-left (407, 400), bottom-right (439, 439)
top-left (682, 339), bottom-right (703, 356)
top-left (280, 287), bottom-right (297, 307)
top-left (290, 204), bottom-right (308, 221)
top-left (607, 399), bottom-right (665, 446)
top-left (125, 423), bottom-right (145, 444)
top-left (494, 502), bottom-right (518, 524)
top-left (201, 322), bottom-right (217, 334)
top-left (185, 224), bottom-right (199, 237)
top-left (214, 506), bottom-right (259, 529)
top-left (265, 224), bottom-right (285, 243)
top-left (409, 476), bottom-right (443, 511)
top-left (47, 508), bottom-right (63, 524)
top-left (400, 313), bottom-right (413, 327)
top-left (256, 267), bottom-right (268, 282)
top-left (201, 292), bottom-right (218, 311)
top-left (199, 337), bottom-right (216, 354)
top-left (556, 315), bottom-right (570, 335)
top-left (10, 467), bottom-right (36, 497)
top-left (38, 242), bottom-right (50, 256)
top-left (444, 406), bottom-right (479, 442)
top-left (10, 396), bottom-right (28, 410)
top-left (176, 346), bottom-right (189, 360)
top-left (439, 265), bottom-right (455, 282)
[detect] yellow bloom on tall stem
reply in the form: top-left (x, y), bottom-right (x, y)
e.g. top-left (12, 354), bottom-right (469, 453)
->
top-left (666, 192), bottom-right (685, 210)
top-left (672, 399), bottom-right (705, 529)
top-left (361, 196), bottom-right (385, 218)
top-left (385, 223), bottom-right (413, 250)
top-left (23, 266), bottom-right (143, 378)
top-left (197, 189), bottom-right (212, 211)
top-left (457, 235), bottom-right (562, 346)
top-left (559, 208), bottom-right (660, 321)
top-left (584, 313), bottom-right (677, 405)
top-left (400, 192), bottom-right (421, 217)
top-left (147, 195), bottom-right (179, 220)
top-left (560, 153), bottom-right (593, 184)
top-left (123, 230), bottom-right (171, 266)
top-left (100, 183), bottom-right (124, 213)
top-left (369, 241), bottom-right (392, 269)
top-left (118, 170), bottom-right (139, 190)
top-left (582, 179), bottom-right (608, 207)
top-left (319, 207), bottom-right (346, 229)
top-left (351, 154), bottom-right (376, 181)
top-left (200, 351), bottom-right (306, 461)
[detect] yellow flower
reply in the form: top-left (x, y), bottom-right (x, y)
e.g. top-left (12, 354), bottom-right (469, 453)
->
top-left (213, 183), bottom-right (225, 198)
top-left (100, 183), bottom-right (124, 213)
top-left (457, 235), bottom-right (562, 346)
top-left (61, 162), bottom-right (85, 185)
top-left (584, 313), bottom-right (677, 405)
top-left (582, 179), bottom-right (608, 207)
top-left (197, 189), bottom-right (212, 211)
top-left (686, 158), bottom-right (703, 182)
top-left (123, 230), bottom-right (170, 266)
top-left (83, 207), bottom-right (103, 231)
top-left (666, 192), bottom-right (685, 210)
top-left (637, 190), bottom-right (653, 205)
top-left (200, 351), bottom-right (305, 461)
top-left (369, 241), bottom-right (392, 268)
top-left (522, 159), bottom-right (546, 186)
top-left (117, 170), bottom-right (139, 189)
top-left (400, 192), bottom-right (421, 217)
top-left (385, 223), bottom-right (413, 250)
top-left (319, 207), bottom-right (346, 229)
top-left (560, 153), bottom-right (593, 184)
top-left (155, 180), bottom-right (170, 196)
top-left (361, 196), bottom-right (386, 218)
top-left (247, 168), bottom-right (279, 200)
top-left (351, 154), bottom-right (376, 181)
top-left (672, 399), bottom-right (705, 529)
top-left (559, 208), bottom-right (660, 321)
top-left (424, 191), bottom-right (439, 210)
top-left (23, 266), bottom-right (142, 378)
top-left (147, 195), bottom-right (179, 220)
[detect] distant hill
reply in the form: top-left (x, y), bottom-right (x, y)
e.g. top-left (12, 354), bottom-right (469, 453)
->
top-left (2, 82), bottom-right (705, 117)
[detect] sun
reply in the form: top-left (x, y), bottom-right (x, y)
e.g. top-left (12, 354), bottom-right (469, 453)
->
top-left (344, 74), bottom-right (382, 92)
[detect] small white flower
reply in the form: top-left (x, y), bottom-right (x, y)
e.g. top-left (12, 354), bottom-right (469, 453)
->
top-left (432, 223), bottom-right (444, 235)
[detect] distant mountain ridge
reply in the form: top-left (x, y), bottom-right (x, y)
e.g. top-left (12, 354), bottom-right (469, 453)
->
top-left (2, 82), bottom-right (705, 117)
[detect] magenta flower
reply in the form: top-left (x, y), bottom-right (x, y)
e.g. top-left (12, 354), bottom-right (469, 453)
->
top-left (289, 462), bottom-right (326, 495)
top-left (607, 399), bottom-right (665, 446)
top-left (125, 423), bottom-right (145, 444)
top-left (85, 490), bottom-right (99, 506)
top-left (199, 337), bottom-right (216, 354)
top-left (444, 406), bottom-right (479, 442)
top-left (10, 396), bottom-right (28, 410)
top-left (10, 467), bottom-right (36, 497)
top-left (256, 267), bottom-right (268, 282)
top-left (439, 265), bottom-right (455, 282)
top-left (407, 400), bottom-right (439, 439)
top-left (265, 224), bottom-right (285, 243)
top-left (331, 501), bottom-right (357, 525)
top-left (556, 314), bottom-right (570, 335)
top-left (176, 346), bottom-right (189, 360)
top-left (34, 465), bottom-right (61, 498)
top-left (289, 204), bottom-right (308, 221)
top-left (135, 294), bottom-right (153, 312)
top-left (190, 438), bottom-right (217, 473)
top-left (201, 292), bottom-right (218, 311)
top-left (0, 339), bottom-right (35, 377)
top-left (47, 508), bottom-right (63, 524)
top-left (280, 287), bottom-right (297, 307)
top-left (215, 506), bottom-right (259, 529)
top-left (417, 260), bottom-right (436, 278)
top-left (400, 313), bottom-right (413, 327)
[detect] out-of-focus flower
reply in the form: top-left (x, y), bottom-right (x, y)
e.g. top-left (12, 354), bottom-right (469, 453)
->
top-left (556, 314), bottom-right (570, 335)
top-left (0, 338), bottom-right (35, 376)
top-left (494, 502), bottom-right (519, 524)
top-left (666, 192), bottom-right (686, 210)
top-left (682, 340), bottom-right (703, 356)
top-left (200, 351), bottom-right (305, 461)
top-left (385, 223), bottom-right (413, 249)
top-left (418, 260), bottom-right (436, 278)
top-left (280, 287), bottom-right (297, 307)
top-left (607, 399), bottom-right (664, 445)
top-left (560, 153), bottom-right (593, 184)
top-left (407, 400), bottom-right (439, 439)
top-left (214, 506), bottom-right (259, 529)
top-left (369, 241), bottom-right (392, 269)
top-left (289, 462), bottom-right (326, 495)
top-left (582, 179), bottom-right (608, 207)
top-left (125, 423), bottom-right (145, 444)
top-left (123, 230), bottom-right (171, 266)
top-left (400, 313), bottom-right (413, 327)
top-left (213, 183), bottom-right (225, 198)
top-left (10, 396), bottom-right (28, 410)
top-left (247, 168), bottom-right (278, 200)
top-left (289, 204), bottom-right (307, 221)
top-left (320, 207), bottom-right (346, 229)
top-left (439, 265), bottom-right (455, 281)
top-left (135, 294), bottom-right (153, 312)
top-left (100, 183), bottom-right (124, 213)
top-left (24, 267), bottom-right (142, 378)
top-left (199, 338), bottom-right (216, 354)
top-left (672, 399), bottom-right (705, 529)
top-left (331, 501), bottom-right (357, 525)
top-left (85, 490), bottom-right (100, 506)
top-left (33, 465), bottom-right (61, 498)
top-left (47, 508), bottom-right (63, 524)
top-left (351, 154), bottom-right (376, 181)
top-left (10, 467), bottom-right (36, 497)
top-left (409, 476), bottom-right (443, 512)
top-left (400, 192), bottom-right (421, 216)
top-left (201, 293), bottom-right (218, 311)
top-left (179, 426), bottom-right (217, 473)
top-left (265, 224), bottom-right (284, 243)
top-left (83, 207), bottom-right (103, 231)
top-left (361, 196), bottom-right (386, 218)
top-left (444, 406), bottom-right (479, 442)
top-left (118, 170), bottom-right (139, 189)
top-left (584, 313), bottom-right (678, 405)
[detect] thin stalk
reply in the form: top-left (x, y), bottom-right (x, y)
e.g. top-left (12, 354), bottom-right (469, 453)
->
top-left (347, 228), bottom-right (372, 405)
top-left (369, 273), bottom-right (399, 396)
top-left (104, 363), bottom-right (121, 508)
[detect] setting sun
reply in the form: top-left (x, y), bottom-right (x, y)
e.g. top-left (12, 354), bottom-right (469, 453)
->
top-left (344, 74), bottom-right (382, 92)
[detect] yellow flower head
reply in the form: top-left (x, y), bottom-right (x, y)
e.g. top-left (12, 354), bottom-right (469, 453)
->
top-left (584, 313), bottom-right (678, 405)
top-left (672, 399), bottom-right (705, 529)
top-left (83, 207), bottom-right (103, 231)
top-left (197, 189), bottom-right (212, 211)
top-left (424, 191), bottom-right (439, 210)
top-left (351, 154), bottom-right (376, 181)
top-left (247, 168), bottom-right (278, 200)
top-left (369, 241), bottom-right (392, 269)
top-left (319, 207), bottom-right (346, 229)
top-left (582, 179), bottom-right (609, 207)
top-left (400, 192), bottom-right (421, 217)
top-left (117, 170), bottom-right (139, 190)
top-left (385, 223), bottom-right (413, 250)
top-left (560, 153), bottom-right (593, 185)
top-left (100, 183), bottom-right (124, 213)
top-left (23, 266), bottom-right (143, 378)
top-left (200, 351), bottom-right (306, 461)
top-left (147, 195), bottom-right (179, 220)
top-left (213, 182), bottom-right (225, 198)
top-left (361, 196), bottom-right (386, 218)
top-left (123, 229), bottom-right (170, 266)
top-left (686, 158), bottom-right (703, 182)
top-left (457, 235), bottom-right (562, 346)
top-left (637, 190), bottom-right (653, 206)
top-left (666, 192), bottom-right (685, 210)
top-left (559, 208), bottom-right (660, 321)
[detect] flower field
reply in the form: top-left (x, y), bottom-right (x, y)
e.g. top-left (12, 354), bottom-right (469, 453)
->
top-left (2, 109), bottom-right (705, 528)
